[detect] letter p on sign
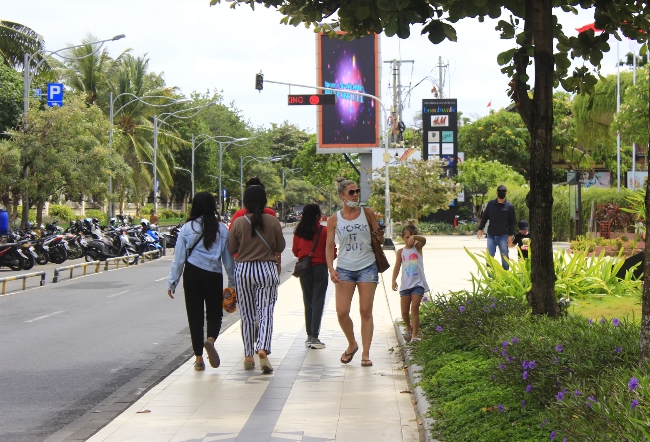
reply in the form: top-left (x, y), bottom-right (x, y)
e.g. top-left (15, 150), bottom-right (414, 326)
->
top-left (47, 83), bottom-right (64, 107)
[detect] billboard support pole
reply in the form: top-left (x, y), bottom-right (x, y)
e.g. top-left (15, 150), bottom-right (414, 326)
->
top-left (263, 78), bottom-right (393, 248)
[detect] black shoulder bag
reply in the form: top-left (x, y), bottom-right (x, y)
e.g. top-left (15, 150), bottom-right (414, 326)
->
top-left (292, 226), bottom-right (322, 278)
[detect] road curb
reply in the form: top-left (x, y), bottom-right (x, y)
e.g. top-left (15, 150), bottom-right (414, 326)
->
top-left (393, 322), bottom-right (439, 442)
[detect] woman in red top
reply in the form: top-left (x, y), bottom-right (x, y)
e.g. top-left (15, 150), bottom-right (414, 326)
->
top-left (229, 177), bottom-right (277, 230)
top-left (292, 204), bottom-right (334, 349)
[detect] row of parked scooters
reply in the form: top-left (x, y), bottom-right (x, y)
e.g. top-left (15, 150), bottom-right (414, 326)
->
top-left (0, 215), bottom-right (181, 271)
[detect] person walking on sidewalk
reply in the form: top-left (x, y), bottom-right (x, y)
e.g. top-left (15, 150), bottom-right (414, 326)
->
top-left (229, 185), bottom-right (285, 374)
top-left (293, 204), bottom-right (335, 349)
top-left (229, 177), bottom-right (277, 231)
top-left (391, 223), bottom-right (429, 343)
top-left (167, 192), bottom-right (236, 371)
top-left (326, 177), bottom-right (383, 367)
top-left (477, 184), bottom-right (516, 270)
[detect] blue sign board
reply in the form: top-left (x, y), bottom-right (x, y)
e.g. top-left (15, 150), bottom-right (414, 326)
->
top-left (47, 83), bottom-right (64, 107)
top-left (155, 180), bottom-right (160, 192)
top-left (223, 189), bottom-right (227, 199)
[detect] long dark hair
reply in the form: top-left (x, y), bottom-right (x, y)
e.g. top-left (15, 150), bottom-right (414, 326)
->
top-left (186, 192), bottom-right (219, 249)
top-left (243, 185), bottom-right (267, 237)
top-left (295, 204), bottom-right (321, 240)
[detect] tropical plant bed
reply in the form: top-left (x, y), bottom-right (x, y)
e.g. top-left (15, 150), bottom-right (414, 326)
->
top-left (414, 290), bottom-right (649, 441)
top-left (566, 245), bottom-right (644, 258)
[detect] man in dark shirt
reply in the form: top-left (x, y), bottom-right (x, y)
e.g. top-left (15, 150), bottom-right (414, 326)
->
top-left (477, 185), bottom-right (517, 269)
top-left (512, 220), bottom-right (531, 259)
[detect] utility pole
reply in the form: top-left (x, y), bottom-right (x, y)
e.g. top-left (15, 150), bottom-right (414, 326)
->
top-left (383, 59), bottom-right (414, 144)
top-left (439, 56), bottom-right (444, 99)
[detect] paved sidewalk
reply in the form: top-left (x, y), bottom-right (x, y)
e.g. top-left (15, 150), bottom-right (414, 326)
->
top-left (88, 264), bottom-right (421, 441)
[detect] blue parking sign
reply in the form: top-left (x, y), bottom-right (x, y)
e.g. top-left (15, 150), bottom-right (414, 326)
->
top-left (47, 83), bottom-right (64, 107)
top-left (223, 189), bottom-right (227, 199)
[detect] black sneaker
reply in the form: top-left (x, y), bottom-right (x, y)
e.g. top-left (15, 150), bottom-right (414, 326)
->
top-left (310, 338), bottom-right (326, 349)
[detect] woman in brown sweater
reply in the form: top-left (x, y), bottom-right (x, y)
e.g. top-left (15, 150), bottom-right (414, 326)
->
top-left (229, 185), bottom-right (285, 373)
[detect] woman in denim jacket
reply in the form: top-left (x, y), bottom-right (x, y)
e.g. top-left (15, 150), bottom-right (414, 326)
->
top-left (167, 192), bottom-right (236, 371)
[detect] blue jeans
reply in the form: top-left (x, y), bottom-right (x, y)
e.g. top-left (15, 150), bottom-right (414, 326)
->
top-left (487, 234), bottom-right (510, 270)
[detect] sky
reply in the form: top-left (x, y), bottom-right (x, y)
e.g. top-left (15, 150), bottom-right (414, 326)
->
top-left (4, 1), bottom-right (635, 133)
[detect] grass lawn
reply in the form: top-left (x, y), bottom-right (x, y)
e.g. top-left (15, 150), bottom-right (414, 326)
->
top-left (158, 218), bottom-right (184, 227)
top-left (569, 294), bottom-right (641, 323)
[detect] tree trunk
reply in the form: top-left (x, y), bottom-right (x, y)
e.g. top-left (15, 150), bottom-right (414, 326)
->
top-left (36, 201), bottom-right (44, 226)
top-left (640, 71), bottom-right (650, 360)
top-left (525, 0), bottom-right (558, 316)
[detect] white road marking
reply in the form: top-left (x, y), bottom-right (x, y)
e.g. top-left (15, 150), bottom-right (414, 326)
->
top-left (107, 290), bottom-right (130, 298)
top-left (24, 310), bottom-right (65, 323)
top-left (154, 277), bottom-right (167, 281)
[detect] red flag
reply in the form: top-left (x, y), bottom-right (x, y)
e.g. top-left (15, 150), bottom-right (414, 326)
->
top-left (576, 23), bottom-right (603, 34)
top-left (487, 100), bottom-right (491, 108)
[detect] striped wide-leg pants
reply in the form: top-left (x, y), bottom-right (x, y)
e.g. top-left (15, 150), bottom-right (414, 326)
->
top-left (235, 261), bottom-right (280, 357)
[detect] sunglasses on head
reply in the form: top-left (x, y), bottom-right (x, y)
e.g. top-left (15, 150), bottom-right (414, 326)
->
top-left (347, 189), bottom-right (361, 196)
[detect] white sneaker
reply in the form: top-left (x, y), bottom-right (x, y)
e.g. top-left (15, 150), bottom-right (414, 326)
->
top-left (305, 338), bottom-right (312, 348)
top-left (310, 338), bottom-right (326, 349)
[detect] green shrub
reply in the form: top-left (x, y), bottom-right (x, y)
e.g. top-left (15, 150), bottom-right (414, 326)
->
top-left (16, 206), bottom-right (36, 223)
top-left (48, 204), bottom-right (76, 221)
top-left (85, 209), bottom-right (107, 225)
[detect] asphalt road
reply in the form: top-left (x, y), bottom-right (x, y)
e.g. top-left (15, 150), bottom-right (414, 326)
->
top-left (0, 228), bottom-right (297, 442)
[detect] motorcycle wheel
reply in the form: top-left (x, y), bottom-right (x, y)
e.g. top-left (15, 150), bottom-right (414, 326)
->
top-left (9, 252), bottom-right (25, 271)
top-left (22, 253), bottom-right (35, 271)
top-left (85, 251), bottom-right (98, 262)
top-left (35, 251), bottom-right (49, 265)
top-left (122, 250), bottom-right (137, 265)
top-left (50, 247), bottom-right (68, 264)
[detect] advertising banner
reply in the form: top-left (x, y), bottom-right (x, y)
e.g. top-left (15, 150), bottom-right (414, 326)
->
top-left (626, 171), bottom-right (648, 190)
top-left (316, 33), bottom-right (380, 153)
top-left (371, 147), bottom-right (422, 170)
top-left (422, 99), bottom-right (458, 175)
top-left (567, 171), bottom-right (611, 188)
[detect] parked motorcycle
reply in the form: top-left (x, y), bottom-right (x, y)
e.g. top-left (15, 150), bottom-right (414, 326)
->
top-left (83, 219), bottom-right (137, 264)
top-left (0, 242), bottom-right (27, 271)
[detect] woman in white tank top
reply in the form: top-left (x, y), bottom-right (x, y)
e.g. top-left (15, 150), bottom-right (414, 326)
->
top-left (325, 177), bottom-right (382, 367)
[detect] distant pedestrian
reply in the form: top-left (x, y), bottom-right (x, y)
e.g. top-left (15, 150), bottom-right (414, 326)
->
top-left (477, 184), bottom-right (516, 270)
top-left (229, 177), bottom-right (277, 230)
top-left (292, 204), bottom-right (335, 349)
top-left (326, 177), bottom-right (383, 367)
top-left (391, 223), bottom-right (429, 343)
top-left (512, 220), bottom-right (531, 259)
top-left (167, 192), bottom-right (236, 371)
top-left (229, 185), bottom-right (285, 373)
top-left (149, 209), bottom-right (159, 226)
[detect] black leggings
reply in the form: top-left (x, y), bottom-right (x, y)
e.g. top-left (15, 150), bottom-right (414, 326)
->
top-left (182, 262), bottom-right (224, 356)
top-left (299, 264), bottom-right (328, 338)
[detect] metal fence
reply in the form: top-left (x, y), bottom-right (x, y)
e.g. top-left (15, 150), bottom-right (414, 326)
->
top-left (0, 271), bottom-right (46, 294)
top-left (53, 261), bottom-right (101, 283)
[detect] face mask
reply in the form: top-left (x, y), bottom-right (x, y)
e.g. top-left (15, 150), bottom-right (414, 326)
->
top-left (345, 199), bottom-right (359, 208)
top-left (497, 191), bottom-right (507, 199)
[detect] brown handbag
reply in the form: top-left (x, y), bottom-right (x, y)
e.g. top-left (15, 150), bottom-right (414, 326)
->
top-left (363, 208), bottom-right (390, 273)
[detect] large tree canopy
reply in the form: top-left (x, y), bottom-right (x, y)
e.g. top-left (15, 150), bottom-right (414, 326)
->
top-left (214, 0), bottom-right (650, 322)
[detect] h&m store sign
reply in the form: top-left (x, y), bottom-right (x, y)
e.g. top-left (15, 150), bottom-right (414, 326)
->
top-left (422, 99), bottom-right (458, 171)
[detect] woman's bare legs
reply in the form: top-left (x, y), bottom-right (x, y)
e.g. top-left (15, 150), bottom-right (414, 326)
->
top-left (336, 281), bottom-right (358, 355)
top-left (357, 282), bottom-right (377, 361)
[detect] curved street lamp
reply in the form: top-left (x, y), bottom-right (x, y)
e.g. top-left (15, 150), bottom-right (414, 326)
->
top-left (151, 102), bottom-right (217, 212)
top-left (20, 34), bottom-right (125, 228)
top-left (108, 94), bottom-right (191, 217)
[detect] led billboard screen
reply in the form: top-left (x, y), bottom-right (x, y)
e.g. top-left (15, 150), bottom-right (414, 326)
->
top-left (316, 33), bottom-right (380, 153)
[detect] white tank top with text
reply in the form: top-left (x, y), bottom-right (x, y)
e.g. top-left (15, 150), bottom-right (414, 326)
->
top-left (400, 246), bottom-right (429, 292)
top-left (335, 209), bottom-right (376, 271)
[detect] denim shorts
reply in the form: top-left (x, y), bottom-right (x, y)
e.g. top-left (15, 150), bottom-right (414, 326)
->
top-left (337, 262), bottom-right (379, 284)
top-left (400, 285), bottom-right (425, 297)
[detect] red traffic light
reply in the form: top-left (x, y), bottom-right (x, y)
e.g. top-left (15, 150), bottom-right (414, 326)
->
top-left (287, 94), bottom-right (336, 106)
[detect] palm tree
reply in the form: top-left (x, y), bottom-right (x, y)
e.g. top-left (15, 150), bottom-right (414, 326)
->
top-left (0, 20), bottom-right (46, 70)
top-left (60, 33), bottom-right (129, 105)
top-left (107, 54), bottom-right (186, 212)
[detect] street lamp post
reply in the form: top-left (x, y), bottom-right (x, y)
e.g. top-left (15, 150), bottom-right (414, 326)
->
top-left (20, 34), bottom-right (125, 228)
top-left (151, 101), bottom-right (216, 213)
top-left (189, 135), bottom-right (252, 213)
top-left (108, 93), bottom-right (191, 218)
top-left (281, 168), bottom-right (301, 221)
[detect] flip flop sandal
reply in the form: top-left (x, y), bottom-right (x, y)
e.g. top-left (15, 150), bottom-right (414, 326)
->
top-left (204, 340), bottom-right (220, 368)
top-left (340, 346), bottom-right (359, 364)
top-left (361, 359), bottom-right (373, 367)
top-left (403, 331), bottom-right (412, 342)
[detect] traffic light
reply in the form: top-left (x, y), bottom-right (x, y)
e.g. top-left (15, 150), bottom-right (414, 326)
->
top-left (255, 73), bottom-right (264, 92)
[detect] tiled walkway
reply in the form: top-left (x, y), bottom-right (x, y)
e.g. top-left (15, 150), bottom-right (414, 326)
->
top-left (88, 267), bottom-right (421, 441)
